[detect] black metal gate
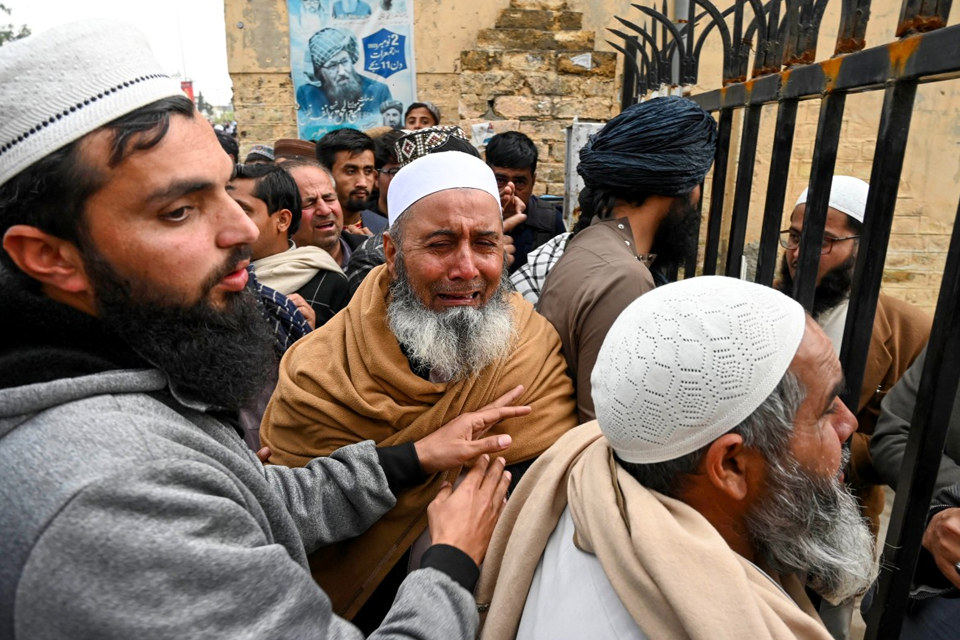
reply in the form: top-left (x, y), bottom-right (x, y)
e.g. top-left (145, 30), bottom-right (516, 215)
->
top-left (611, 1), bottom-right (960, 638)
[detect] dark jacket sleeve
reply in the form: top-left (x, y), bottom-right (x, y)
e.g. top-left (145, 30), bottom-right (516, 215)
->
top-left (295, 270), bottom-right (350, 326)
top-left (871, 347), bottom-right (960, 495)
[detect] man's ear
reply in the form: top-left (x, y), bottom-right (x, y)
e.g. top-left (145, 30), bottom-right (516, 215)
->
top-left (275, 209), bottom-right (293, 234)
top-left (383, 230), bottom-right (398, 279)
top-left (701, 432), bottom-right (766, 503)
top-left (2, 225), bottom-right (91, 295)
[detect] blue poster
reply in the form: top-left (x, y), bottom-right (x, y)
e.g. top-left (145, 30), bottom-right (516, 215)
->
top-left (288, 0), bottom-right (417, 140)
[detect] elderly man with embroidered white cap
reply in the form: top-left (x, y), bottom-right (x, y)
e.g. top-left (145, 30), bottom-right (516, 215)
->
top-left (0, 21), bottom-right (531, 640)
top-left (261, 151), bottom-right (577, 633)
top-left (777, 177), bottom-right (929, 531)
top-left (477, 276), bottom-right (879, 640)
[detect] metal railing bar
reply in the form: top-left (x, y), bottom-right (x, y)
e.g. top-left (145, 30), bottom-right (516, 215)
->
top-left (702, 108), bottom-right (735, 275)
top-left (725, 103), bottom-right (763, 277)
top-left (689, 25), bottom-right (960, 111)
top-left (755, 99), bottom-right (798, 285)
top-left (791, 93), bottom-right (845, 312)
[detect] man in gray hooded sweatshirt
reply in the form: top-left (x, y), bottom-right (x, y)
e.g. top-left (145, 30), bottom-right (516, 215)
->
top-left (0, 21), bottom-right (520, 640)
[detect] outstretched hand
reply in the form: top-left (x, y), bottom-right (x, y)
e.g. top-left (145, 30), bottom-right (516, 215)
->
top-left (428, 454), bottom-right (512, 566)
top-left (414, 385), bottom-right (530, 474)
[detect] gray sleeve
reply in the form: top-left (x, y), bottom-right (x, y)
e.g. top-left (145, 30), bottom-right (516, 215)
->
top-left (264, 440), bottom-right (396, 553)
top-left (14, 460), bottom-right (477, 640)
top-left (871, 348), bottom-right (960, 496)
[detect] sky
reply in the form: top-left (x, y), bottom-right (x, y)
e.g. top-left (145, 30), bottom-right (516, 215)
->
top-left (4, 0), bottom-right (234, 105)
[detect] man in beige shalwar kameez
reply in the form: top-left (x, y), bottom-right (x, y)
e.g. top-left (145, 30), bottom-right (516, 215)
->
top-left (478, 276), bottom-right (880, 640)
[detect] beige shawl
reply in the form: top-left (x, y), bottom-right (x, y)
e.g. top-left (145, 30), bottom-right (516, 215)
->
top-left (252, 245), bottom-right (342, 294)
top-left (477, 423), bottom-right (834, 640)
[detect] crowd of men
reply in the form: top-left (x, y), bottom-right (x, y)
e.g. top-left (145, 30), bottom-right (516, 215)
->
top-left (0, 20), bottom-right (954, 640)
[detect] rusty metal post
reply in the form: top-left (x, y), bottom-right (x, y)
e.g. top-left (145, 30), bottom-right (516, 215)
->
top-left (755, 98), bottom-right (799, 286)
top-left (725, 102), bottom-right (763, 277)
top-left (836, 0), bottom-right (873, 54)
top-left (897, 0), bottom-right (953, 36)
top-left (792, 92), bottom-right (846, 312)
top-left (702, 108), bottom-right (735, 275)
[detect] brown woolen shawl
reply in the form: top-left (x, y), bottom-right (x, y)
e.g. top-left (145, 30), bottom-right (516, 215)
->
top-left (260, 264), bottom-right (578, 618)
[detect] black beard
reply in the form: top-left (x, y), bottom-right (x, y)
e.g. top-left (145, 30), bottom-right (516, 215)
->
top-left (777, 253), bottom-right (855, 320)
top-left (323, 73), bottom-right (363, 105)
top-left (345, 193), bottom-right (374, 213)
top-left (82, 244), bottom-right (275, 411)
top-left (649, 191), bottom-right (700, 272)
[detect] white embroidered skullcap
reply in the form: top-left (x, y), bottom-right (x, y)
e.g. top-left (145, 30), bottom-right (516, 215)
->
top-left (592, 276), bottom-right (807, 464)
top-left (387, 151), bottom-right (501, 226)
top-left (795, 176), bottom-right (870, 223)
top-left (0, 21), bottom-right (183, 189)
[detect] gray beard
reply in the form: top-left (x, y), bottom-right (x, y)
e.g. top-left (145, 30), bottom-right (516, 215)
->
top-left (746, 448), bottom-right (879, 604)
top-left (387, 257), bottom-right (515, 382)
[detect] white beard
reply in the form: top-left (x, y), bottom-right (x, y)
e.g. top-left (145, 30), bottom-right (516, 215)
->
top-left (387, 257), bottom-right (515, 382)
top-left (746, 448), bottom-right (879, 604)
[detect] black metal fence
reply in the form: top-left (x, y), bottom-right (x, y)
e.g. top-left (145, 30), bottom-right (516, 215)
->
top-left (612, 1), bottom-right (960, 638)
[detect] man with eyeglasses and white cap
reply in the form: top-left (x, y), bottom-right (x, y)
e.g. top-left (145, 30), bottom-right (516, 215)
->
top-left (0, 21), bottom-right (526, 640)
top-left (261, 150), bottom-right (577, 633)
top-left (477, 276), bottom-right (879, 640)
top-left (776, 175), bottom-right (929, 639)
top-left (776, 178), bottom-right (930, 522)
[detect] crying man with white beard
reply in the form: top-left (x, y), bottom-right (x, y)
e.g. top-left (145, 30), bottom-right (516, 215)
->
top-left (260, 150), bottom-right (578, 633)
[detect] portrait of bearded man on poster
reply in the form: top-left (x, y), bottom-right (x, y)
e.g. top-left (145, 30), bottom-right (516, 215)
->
top-left (296, 27), bottom-right (393, 130)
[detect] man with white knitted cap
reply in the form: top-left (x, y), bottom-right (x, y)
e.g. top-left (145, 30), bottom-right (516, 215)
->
top-left (0, 21), bottom-right (527, 640)
top-left (777, 176), bottom-right (929, 527)
top-left (477, 276), bottom-right (879, 640)
top-left (261, 150), bottom-right (577, 632)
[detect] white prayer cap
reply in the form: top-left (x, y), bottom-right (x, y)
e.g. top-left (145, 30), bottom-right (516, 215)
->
top-left (592, 276), bottom-right (806, 464)
top-left (387, 151), bottom-right (501, 226)
top-left (0, 21), bottom-right (183, 189)
top-left (794, 176), bottom-right (870, 223)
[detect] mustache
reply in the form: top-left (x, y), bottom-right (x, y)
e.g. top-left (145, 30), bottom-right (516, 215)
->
top-left (200, 246), bottom-right (252, 294)
top-left (431, 279), bottom-right (485, 295)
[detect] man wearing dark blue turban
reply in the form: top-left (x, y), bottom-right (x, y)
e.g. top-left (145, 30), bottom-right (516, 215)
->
top-left (537, 96), bottom-right (718, 422)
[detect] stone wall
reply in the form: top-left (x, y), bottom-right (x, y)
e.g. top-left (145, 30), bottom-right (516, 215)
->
top-left (457, 0), bottom-right (618, 196)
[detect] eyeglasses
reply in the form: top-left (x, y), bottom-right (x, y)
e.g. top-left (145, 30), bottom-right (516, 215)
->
top-left (378, 166), bottom-right (401, 176)
top-left (779, 230), bottom-right (860, 255)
